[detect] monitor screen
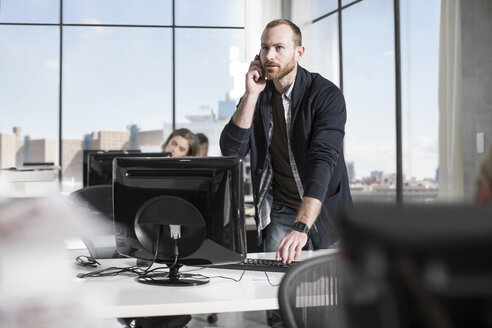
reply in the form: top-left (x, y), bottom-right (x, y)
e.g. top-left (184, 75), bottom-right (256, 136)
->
top-left (85, 151), bottom-right (170, 187)
top-left (112, 156), bottom-right (246, 284)
top-left (83, 150), bottom-right (141, 187)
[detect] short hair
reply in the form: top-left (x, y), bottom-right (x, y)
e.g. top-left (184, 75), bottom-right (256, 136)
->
top-left (161, 128), bottom-right (200, 156)
top-left (196, 132), bottom-right (208, 145)
top-left (264, 19), bottom-right (302, 46)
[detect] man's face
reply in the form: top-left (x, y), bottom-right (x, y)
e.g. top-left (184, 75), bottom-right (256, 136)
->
top-left (199, 142), bottom-right (208, 156)
top-left (260, 24), bottom-right (300, 80)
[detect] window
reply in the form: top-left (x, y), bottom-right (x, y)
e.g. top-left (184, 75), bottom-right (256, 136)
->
top-left (62, 27), bottom-right (173, 188)
top-left (0, 26), bottom-right (59, 167)
top-left (0, 0), bottom-right (442, 202)
top-left (0, 0), bottom-right (59, 24)
top-left (401, 0), bottom-right (440, 203)
top-left (174, 28), bottom-right (245, 156)
top-left (311, 0), bottom-right (338, 20)
top-left (343, 0), bottom-right (397, 202)
top-left (175, 0), bottom-right (244, 26)
top-left (63, 0), bottom-right (172, 25)
top-left (302, 12), bottom-right (340, 87)
top-left (0, 0), bottom-right (246, 194)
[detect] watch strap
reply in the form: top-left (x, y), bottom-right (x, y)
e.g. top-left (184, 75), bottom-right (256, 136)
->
top-left (292, 221), bottom-right (310, 234)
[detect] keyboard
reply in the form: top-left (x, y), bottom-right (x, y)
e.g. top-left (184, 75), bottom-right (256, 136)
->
top-left (209, 258), bottom-right (299, 273)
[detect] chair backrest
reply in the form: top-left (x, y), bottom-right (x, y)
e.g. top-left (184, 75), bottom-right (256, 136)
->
top-left (69, 184), bottom-right (112, 219)
top-left (278, 253), bottom-right (343, 328)
top-left (69, 185), bottom-right (121, 258)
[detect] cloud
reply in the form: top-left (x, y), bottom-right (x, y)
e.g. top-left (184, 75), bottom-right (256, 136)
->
top-left (81, 19), bottom-right (113, 39)
top-left (382, 49), bottom-right (394, 57)
top-left (44, 60), bottom-right (59, 69)
top-left (129, 93), bottom-right (157, 106)
top-left (44, 60), bottom-right (71, 70)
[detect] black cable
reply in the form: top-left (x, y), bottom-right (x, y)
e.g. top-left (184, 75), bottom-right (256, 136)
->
top-left (170, 238), bottom-right (179, 268)
top-left (140, 226), bottom-right (162, 273)
top-left (78, 264), bottom-right (280, 287)
top-left (76, 255), bottom-right (100, 267)
top-left (263, 271), bottom-right (280, 287)
top-left (207, 270), bottom-right (246, 282)
top-left (208, 270), bottom-right (281, 286)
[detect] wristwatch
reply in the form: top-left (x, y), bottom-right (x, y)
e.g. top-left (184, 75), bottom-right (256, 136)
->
top-left (292, 221), bottom-right (310, 234)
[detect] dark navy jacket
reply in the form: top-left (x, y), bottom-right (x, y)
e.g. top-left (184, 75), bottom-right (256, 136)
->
top-left (220, 65), bottom-right (352, 247)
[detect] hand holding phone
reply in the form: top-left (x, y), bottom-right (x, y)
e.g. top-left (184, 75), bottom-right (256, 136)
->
top-left (246, 53), bottom-right (266, 95)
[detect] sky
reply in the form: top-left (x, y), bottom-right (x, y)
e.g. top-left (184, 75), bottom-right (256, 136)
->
top-left (0, 0), bottom-right (441, 180)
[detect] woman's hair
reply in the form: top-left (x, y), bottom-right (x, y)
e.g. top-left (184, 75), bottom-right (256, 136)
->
top-left (161, 128), bottom-right (200, 156)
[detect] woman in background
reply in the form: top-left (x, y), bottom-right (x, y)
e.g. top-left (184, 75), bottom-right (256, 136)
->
top-left (161, 128), bottom-right (200, 157)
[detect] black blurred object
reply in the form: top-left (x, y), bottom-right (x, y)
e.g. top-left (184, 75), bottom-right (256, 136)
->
top-left (76, 255), bottom-right (100, 267)
top-left (118, 316), bottom-right (191, 328)
top-left (207, 313), bottom-right (218, 324)
top-left (82, 149), bottom-right (140, 187)
top-left (339, 204), bottom-right (492, 328)
top-left (84, 150), bottom-right (171, 187)
top-left (211, 257), bottom-right (299, 272)
top-left (278, 253), bottom-right (342, 328)
top-left (70, 185), bottom-right (112, 218)
top-left (23, 162), bottom-right (55, 166)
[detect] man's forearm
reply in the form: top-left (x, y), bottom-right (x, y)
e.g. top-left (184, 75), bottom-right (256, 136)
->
top-left (231, 92), bottom-right (259, 129)
top-left (295, 196), bottom-right (322, 229)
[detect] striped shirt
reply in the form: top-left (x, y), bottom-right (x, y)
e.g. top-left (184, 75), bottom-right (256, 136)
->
top-left (256, 82), bottom-right (304, 233)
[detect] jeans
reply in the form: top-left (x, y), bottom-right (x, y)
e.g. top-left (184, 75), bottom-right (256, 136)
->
top-left (263, 204), bottom-right (324, 253)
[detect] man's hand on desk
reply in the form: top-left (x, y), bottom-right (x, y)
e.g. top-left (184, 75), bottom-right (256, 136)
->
top-left (275, 230), bottom-right (308, 264)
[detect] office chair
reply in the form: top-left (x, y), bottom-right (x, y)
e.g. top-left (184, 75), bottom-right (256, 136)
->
top-left (278, 253), bottom-right (343, 328)
top-left (69, 184), bottom-right (112, 219)
top-left (68, 185), bottom-right (121, 258)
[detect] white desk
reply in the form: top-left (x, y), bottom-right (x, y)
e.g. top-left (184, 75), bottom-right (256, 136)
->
top-left (73, 250), bottom-right (337, 318)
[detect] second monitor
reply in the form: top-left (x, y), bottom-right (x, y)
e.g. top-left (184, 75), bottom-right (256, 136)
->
top-left (85, 150), bottom-right (171, 186)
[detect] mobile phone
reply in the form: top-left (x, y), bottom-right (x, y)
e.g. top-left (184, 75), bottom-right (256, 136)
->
top-left (257, 52), bottom-right (265, 80)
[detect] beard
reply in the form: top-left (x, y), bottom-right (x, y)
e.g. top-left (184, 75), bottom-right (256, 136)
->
top-left (263, 56), bottom-right (297, 80)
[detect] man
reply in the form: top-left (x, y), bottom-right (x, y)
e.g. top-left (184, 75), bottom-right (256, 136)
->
top-left (196, 132), bottom-right (209, 156)
top-left (220, 19), bottom-right (352, 263)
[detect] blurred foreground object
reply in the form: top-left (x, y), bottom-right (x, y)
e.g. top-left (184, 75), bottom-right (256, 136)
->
top-left (340, 204), bottom-right (492, 328)
top-left (0, 165), bottom-right (59, 197)
top-left (278, 253), bottom-right (343, 328)
top-left (0, 196), bottom-right (107, 328)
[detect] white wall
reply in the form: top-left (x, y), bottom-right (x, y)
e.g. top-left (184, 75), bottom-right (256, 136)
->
top-left (461, 0), bottom-right (492, 200)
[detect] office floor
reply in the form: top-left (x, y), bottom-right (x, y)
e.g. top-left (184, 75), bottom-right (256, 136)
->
top-left (188, 311), bottom-right (270, 328)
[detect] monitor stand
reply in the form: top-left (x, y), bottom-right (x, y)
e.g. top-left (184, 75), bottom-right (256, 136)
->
top-left (136, 265), bottom-right (210, 286)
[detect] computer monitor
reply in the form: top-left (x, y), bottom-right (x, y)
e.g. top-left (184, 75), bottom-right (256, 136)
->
top-left (113, 156), bottom-right (247, 286)
top-left (339, 204), bottom-right (492, 328)
top-left (83, 150), bottom-right (141, 187)
top-left (85, 151), bottom-right (171, 187)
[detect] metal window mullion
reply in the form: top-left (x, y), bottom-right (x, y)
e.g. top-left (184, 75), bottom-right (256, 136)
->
top-left (58, 0), bottom-right (63, 182)
top-left (172, 0), bottom-right (176, 131)
top-left (394, 0), bottom-right (403, 204)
